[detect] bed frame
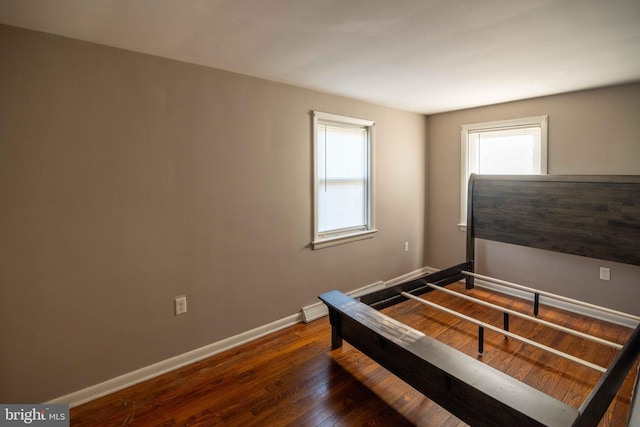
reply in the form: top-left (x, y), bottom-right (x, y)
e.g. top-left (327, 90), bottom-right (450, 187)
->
top-left (319, 174), bottom-right (640, 427)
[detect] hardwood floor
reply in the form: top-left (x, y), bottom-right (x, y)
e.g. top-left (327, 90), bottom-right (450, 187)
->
top-left (71, 283), bottom-right (638, 426)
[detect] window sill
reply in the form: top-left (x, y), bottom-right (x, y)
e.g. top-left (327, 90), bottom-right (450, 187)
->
top-left (312, 229), bottom-right (378, 250)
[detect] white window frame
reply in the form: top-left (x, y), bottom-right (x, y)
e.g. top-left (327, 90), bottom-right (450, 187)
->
top-left (312, 111), bottom-right (377, 249)
top-left (460, 116), bottom-right (548, 228)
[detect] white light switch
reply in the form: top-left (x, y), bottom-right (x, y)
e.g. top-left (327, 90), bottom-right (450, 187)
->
top-left (599, 267), bottom-right (610, 281)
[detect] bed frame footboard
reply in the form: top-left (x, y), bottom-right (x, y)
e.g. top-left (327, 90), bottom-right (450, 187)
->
top-left (319, 290), bottom-right (579, 427)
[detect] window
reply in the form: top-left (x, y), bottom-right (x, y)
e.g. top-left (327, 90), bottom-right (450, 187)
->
top-left (460, 116), bottom-right (548, 227)
top-left (312, 111), bottom-right (376, 249)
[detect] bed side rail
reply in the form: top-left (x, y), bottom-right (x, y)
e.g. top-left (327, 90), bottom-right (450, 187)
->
top-left (359, 262), bottom-right (471, 310)
top-left (627, 363), bottom-right (640, 426)
top-left (572, 321), bottom-right (640, 426)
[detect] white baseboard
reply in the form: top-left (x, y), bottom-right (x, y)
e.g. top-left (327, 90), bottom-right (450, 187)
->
top-left (474, 279), bottom-right (639, 329)
top-left (301, 280), bottom-right (386, 322)
top-left (49, 266), bottom-right (435, 407)
top-left (301, 266), bottom-right (437, 323)
top-left (398, 266), bottom-right (638, 328)
top-left (47, 313), bottom-right (302, 407)
top-left (384, 266), bottom-right (437, 287)
top-left (54, 265), bottom-right (632, 409)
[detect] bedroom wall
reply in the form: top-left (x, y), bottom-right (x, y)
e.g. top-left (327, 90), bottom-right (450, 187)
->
top-left (427, 82), bottom-right (640, 316)
top-left (0, 24), bottom-right (426, 402)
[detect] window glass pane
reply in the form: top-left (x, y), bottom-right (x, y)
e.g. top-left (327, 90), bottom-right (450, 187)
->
top-left (318, 182), bottom-right (365, 232)
top-left (478, 134), bottom-right (535, 174)
top-left (471, 127), bottom-right (541, 174)
top-left (317, 122), bottom-right (367, 233)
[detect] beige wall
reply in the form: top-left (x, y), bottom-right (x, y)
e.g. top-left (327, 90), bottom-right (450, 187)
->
top-left (427, 83), bottom-right (640, 315)
top-left (0, 25), bottom-right (426, 402)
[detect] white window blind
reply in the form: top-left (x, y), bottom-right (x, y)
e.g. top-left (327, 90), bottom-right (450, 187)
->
top-left (317, 122), bottom-right (368, 234)
top-left (468, 126), bottom-right (543, 175)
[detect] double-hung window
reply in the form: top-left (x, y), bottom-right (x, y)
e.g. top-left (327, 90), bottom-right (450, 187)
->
top-left (460, 116), bottom-right (548, 227)
top-left (312, 111), bottom-right (376, 249)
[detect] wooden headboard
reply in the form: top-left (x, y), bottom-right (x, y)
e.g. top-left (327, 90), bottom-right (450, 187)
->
top-left (466, 174), bottom-right (640, 266)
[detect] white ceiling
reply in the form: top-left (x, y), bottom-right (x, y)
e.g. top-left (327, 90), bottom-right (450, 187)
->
top-left (1, 0), bottom-right (639, 114)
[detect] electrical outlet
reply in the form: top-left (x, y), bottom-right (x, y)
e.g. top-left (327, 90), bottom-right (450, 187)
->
top-left (599, 267), bottom-right (610, 281)
top-left (404, 242), bottom-right (409, 252)
top-left (175, 296), bottom-right (187, 315)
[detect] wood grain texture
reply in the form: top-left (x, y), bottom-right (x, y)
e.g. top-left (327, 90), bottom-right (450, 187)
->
top-left (468, 175), bottom-right (640, 266)
top-left (71, 283), bottom-right (637, 426)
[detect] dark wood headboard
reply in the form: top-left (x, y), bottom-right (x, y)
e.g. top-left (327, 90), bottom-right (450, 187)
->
top-left (466, 174), bottom-right (640, 266)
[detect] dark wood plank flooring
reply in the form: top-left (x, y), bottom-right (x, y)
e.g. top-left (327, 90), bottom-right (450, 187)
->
top-left (71, 283), bottom-right (638, 426)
